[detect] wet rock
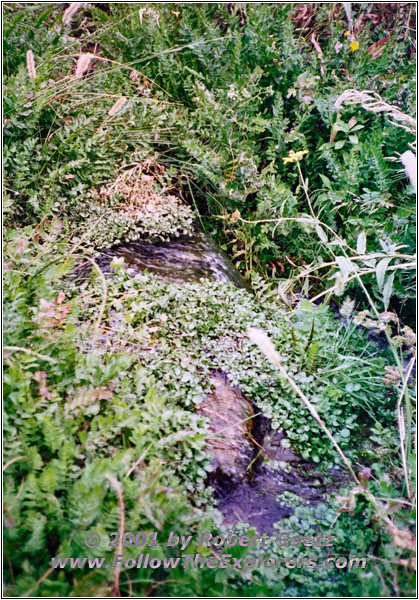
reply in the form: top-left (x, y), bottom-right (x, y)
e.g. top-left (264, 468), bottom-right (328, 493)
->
top-left (196, 372), bottom-right (256, 488)
top-left (196, 375), bottom-right (340, 534)
top-left (216, 481), bottom-right (293, 533)
top-left (261, 429), bottom-right (301, 463)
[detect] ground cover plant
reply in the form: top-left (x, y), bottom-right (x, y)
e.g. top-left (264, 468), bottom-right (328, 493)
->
top-left (3, 2), bottom-right (416, 598)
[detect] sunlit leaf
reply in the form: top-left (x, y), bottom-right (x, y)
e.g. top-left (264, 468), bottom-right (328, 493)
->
top-left (376, 257), bottom-right (392, 291)
top-left (356, 231), bottom-right (366, 254)
top-left (382, 272), bottom-right (395, 310)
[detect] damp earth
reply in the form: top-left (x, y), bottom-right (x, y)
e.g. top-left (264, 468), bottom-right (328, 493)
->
top-left (201, 372), bottom-right (349, 535)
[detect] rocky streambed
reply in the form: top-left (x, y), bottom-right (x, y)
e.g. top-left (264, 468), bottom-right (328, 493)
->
top-left (83, 225), bottom-right (348, 533)
top-left (198, 372), bottom-right (347, 534)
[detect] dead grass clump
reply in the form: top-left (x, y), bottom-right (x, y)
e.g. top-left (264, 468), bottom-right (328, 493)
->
top-left (76, 160), bottom-right (194, 248)
top-left (97, 162), bottom-right (178, 218)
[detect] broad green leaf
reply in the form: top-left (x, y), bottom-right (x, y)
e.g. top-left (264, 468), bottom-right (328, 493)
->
top-left (319, 173), bottom-right (332, 189)
top-left (335, 123), bottom-right (347, 132)
top-left (349, 134), bottom-right (358, 144)
top-left (334, 140), bottom-right (346, 150)
top-left (350, 124), bottom-right (365, 132)
top-left (319, 142), bottom-right (334, 151)
top-left (300, 299), bottom-right (314, 312)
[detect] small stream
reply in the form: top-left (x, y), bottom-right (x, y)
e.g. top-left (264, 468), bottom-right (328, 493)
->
top-left (81, 226), bottom-right (345, 533)
top-left (90, 227), bottom-right (249, 290)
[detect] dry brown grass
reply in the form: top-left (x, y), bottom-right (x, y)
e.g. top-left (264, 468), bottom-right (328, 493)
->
top-left (95, 162), bottom-right (181, 218)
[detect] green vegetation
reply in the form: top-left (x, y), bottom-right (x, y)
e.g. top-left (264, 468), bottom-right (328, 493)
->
top-left (3, 3), bottom-right (416, 597)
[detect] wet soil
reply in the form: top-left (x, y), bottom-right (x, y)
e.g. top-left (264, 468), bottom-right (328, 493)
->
top-left (201, 373), bottom-right (350, 535)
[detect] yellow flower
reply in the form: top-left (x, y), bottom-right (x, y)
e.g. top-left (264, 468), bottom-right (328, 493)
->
top-left (282, 149), bottom-right (308, 164)
top-left (350, 40), bottom-right (359, 52)
top-left (344, 30), bottom-right (351, 37)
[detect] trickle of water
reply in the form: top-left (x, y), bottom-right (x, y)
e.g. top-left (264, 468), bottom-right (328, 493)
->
top-left (91, 228), bottom-right (250, 289)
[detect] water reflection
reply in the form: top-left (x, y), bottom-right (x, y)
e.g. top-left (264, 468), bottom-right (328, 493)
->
top-left (92, 228), bottom-right (250, 289)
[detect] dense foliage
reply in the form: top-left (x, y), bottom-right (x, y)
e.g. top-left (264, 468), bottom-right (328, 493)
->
top-left (4, 2), bottom-right (416, 314)
top-left (4, 224), bottom-right (414, 597)
top-left (3, 3), bottom-right (416, 598)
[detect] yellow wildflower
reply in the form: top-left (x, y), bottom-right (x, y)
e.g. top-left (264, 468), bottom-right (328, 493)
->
top-left (350, 40), bottom-right (359, 52)
top-left (344, 30), bottom-right (351, 37)
top-left (282, 149), bottom-right (309, 164)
